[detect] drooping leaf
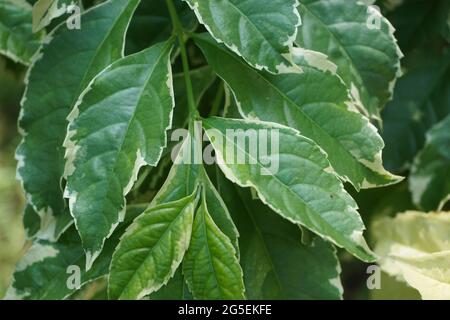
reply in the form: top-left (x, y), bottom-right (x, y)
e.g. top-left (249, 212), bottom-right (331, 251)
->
top-left (195, 34), bottom-right (400, 190)
top-left (410, 115), bottom-right (450, 211)
top-left (108, 193), bottom-right (197, 300)
top-left (4, 205), bottom-right (146, 300)
top-left (296, 0), bottom-right (403, 120)
top-left (183, 190), bottom-right (245, 300)
top-left (381, 49), bottom-right (450, 172)
top-left (217, 173), bottom-right (343, 299)
top-left (0, 0), bottom-right (45, 64)
top-left (373, 211), bottom-right (450, 300)
top-left (203, 117), bottom-right (376, 262)
top-left (16, 0), bottom-right (140, 241)
top-left (183, 0), bottom-right (301, 73)
top-left (63, 39), bottom-right (175, 269)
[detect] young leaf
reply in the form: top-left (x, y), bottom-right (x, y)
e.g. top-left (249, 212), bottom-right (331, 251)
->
top-left (108, 193), bottom-right (197, 300)
top-left (4, 205), bottom-right (146, 300)
top-left (16, 0), bottom-right (140, 241)
top-left (203, 117), bottom-right (376, 262)
top-left (217, 174), bottom-right (343, 299)
top-left (373, 211), bottom-right (450, 300)
top-left (195, 34), bottom-right (400, 190)
top-left (296, 0), bottom-right (403, 119)
top-left (152, 134), bottom-right (202, 206)
top-left (183, 191), bottom-right (245, 300)
top-left (157, 129), bottom-right (241, 294)
top-left (410, 115), bottom-right (450, 211)
top-left (201, 168), bottom-right (240, 255)
top-left (63, 40), bottom-right (175, 269)
top-left (182, 0), bottom-right (301, 73)
top-left (0, 0), bottom-right (45, 65)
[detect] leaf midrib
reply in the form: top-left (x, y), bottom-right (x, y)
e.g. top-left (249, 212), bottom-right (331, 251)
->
top-left (197, 0), bottom-right (288, 69)
top-left (205, 120), bottom-right (361, 255)
top-left (72, 2), bottom-right (136, 111)
top-left (298, 1), bottom-right (386, 103)
top-left (118, 197), bottom-right (193, 299)
top-left (73, 42), bottom-right (172, 252)
top-left (200, 38), bottom-right (378, 187)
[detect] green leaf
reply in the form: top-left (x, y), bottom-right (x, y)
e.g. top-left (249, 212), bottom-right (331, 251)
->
top-left (23, 200), bottom-right (74, 242)
top-left (296, 0), bottom-right (403, 119)
top-left (63, 40), bottom-right (175, 269)
top-left (201, 168), bottom-right (240, 256)
top-left (152, 133), bottom-right (201, 206)
top-left (0, 0), bottom-right (45, 64)
top-left (217, 174), bottom-right (343, 299)
top-left (203, 117), bottom-right (376, 262)
top-left (32, 0), bottom-right (79, 32)
top-left (22, 204), bottom-right (40, 239)
top-left (183, 0), bottom-right (301, 73)
top-left (195, 34), bottom-right (400, 190)
top-left (4, 205), bottom-right (146, 300)
top-left (111, 138), bottom-right (200, 300)
top-left (16, 0), bottom-right (140, 241)
top-left (373, 211), bottom-right (450, 300)
top-left (183, 190), bottom-right (245, 300)
top-left (381, 49), bottom-right (450, 172)
top-left (410, 115), bottom-right (450, 211)
top-left (108, 193), bottom-right (197, 300)
top-left (151, 130), bottom-right (240, 297)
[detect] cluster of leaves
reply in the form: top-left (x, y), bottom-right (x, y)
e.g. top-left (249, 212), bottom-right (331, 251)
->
top-left (0, 0), bottom-right (448, 300)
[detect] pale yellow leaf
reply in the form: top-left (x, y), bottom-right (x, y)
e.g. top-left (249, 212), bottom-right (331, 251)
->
top-left (373, 211), bottom-right (450, 300)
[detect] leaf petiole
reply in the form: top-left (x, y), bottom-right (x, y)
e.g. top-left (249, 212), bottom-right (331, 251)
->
top-left (165, 0), bottom-right (198, 119)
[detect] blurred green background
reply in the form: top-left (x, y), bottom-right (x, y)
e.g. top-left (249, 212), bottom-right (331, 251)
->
top-left (0, 57), bottom-right (26, 297)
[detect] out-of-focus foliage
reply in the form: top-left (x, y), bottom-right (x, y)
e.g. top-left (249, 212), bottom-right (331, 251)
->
top-left (0, 56), bottom-right (25, 297)
top-left (373, 211), bottom-right (450, 300)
